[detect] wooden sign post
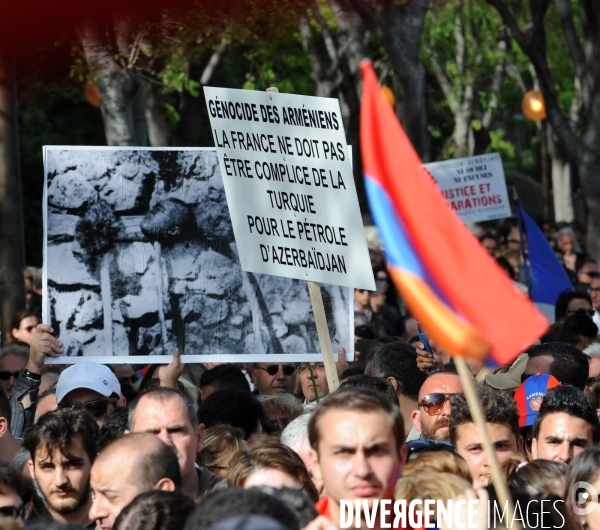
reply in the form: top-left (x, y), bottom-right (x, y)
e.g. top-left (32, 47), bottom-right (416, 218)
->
top-left (264, 88), bottom-right (340, 393)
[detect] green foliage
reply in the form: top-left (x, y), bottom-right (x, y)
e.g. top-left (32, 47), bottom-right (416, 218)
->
top-left (486, 129), bottom-right (515, 159)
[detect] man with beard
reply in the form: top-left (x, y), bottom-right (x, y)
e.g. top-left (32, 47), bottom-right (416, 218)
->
top-left (410, 372), bottom-right (463, 441)
top-left (23, 407), bottom-right (99, 527)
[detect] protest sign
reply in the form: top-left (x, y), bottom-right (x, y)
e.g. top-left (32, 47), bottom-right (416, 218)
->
top-left (203, 86), bottom-right (375, 291)
top-left (424, 153), bottom-right (512, 223)
top-left (42, 146), bottom-right (352, 364)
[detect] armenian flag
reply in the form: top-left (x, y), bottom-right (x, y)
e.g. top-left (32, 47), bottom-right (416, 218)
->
top-left (359, 61), bottom-right (548, 364)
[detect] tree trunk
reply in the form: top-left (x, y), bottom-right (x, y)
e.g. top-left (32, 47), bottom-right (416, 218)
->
top-left (548, 134), bottom-right (574, 222)
top-left (79, 24), bottom-right (148, 146)
top-left (350, 0), bottom-right (431, 161)
top-left (145, 84), bottom-right (172, 147)
top-left (0, 52), bottom-right (26, 340)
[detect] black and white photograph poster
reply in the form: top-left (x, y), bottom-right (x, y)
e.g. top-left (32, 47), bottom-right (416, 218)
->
top-left (43, 147), bottom-right (352, 363)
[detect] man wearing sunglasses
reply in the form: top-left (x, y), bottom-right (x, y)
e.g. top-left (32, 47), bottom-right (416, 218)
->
top-left (57, 361), bottom-right (126, 428)
top-left (410, 371), bottom-right (463, 442)
top-left (449, 387), bottom-right (522, 488)
top-left (23, 408), bottom-right (99, 527)
top-left (250, 363), bottom-right (297, 394)
top-left (0, 345), bottom-right (28, 397)
top-left (0, 461), bottom-right (32, 525)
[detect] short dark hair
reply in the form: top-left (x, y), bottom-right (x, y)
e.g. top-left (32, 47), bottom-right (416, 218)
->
top-left (113, 490), bottom-right (195, 530)
top-left (527, 341), bottom-right (590, 390)
top-left (23, 408), bottom-right (99, 464)
top-left (98, 406), bottom-right (129, 452)
top-left (197, 389), bottom-right (264, 438)
top-left (565, 448), bottom-right (600, 508)
top-left (0, 461), bottom-right (32, 500)
top-left (555, 291), bottom-right (592, 321)
top-left (0, 387), bottom-right (11, 423)
top-left (254, 486), bottom-right (318, 529)
top-left (309, 387), bottom-right (404, 452)
top-left (449, 386), bottom-right (520, 445)
top-left (130, 386), bottom-right (198, 431)
top-left (576, 257), bottom-right (597, 273)
top-left (200, 365), bottom-right (250, 394)
top-left (533, 386), bottom-right (600, 443)
top-left (559, 315), bottom-right (599, 344)
top-left (370, 342), bottom-right (426, 400)
top-left (183, 488), bottom-right (299, 530)
top-left (354, 339), bottom-right (383, 368)
top-left (339, 365), bottom-right (365, 381)
top-left (338, 374), bottom-right (397, 404)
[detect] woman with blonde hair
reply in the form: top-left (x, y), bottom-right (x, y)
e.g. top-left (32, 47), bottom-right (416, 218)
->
top-left (394, 472), bottom-right (471, 510)
top-left (256, 393), bottom-right (304, 434)
top-left (197, 424), bottom-right (248, 478)
top-left (404, 449), bottom-right (472, 484)
top-left (228, 441), bottom-right (319, 502)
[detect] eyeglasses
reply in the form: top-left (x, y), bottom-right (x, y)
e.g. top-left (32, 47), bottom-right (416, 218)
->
top-left (567, 308), bottom-right (595, 316)
top-left (0, 504), bottom-right (27, 519)
top-left (0, 371), bottom-right (20, 381)
top-left (256, 365), bottom-right (296, 376)
top-left (59, 399), bottom-right (116, 418)
top-left (418, 393), bottom-right (459, 415)
top-left (297, 363), bottom-right (325, 374)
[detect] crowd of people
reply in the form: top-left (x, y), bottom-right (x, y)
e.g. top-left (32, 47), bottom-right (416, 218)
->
top-left (1, 217), bottom-right (600, 529)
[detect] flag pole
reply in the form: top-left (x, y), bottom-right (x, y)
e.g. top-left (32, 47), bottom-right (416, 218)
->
top-left (453, 355), bottom-right (518, 528)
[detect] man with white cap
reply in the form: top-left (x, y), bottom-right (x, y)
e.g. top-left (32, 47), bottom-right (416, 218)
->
top-left (56, 362), bottom-right (126, 427)
top-left (9, 324), bottom-right (125, 436)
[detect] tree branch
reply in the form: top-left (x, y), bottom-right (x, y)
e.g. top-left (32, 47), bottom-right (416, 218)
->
top-left (486, 0), bottom-right (580, 164)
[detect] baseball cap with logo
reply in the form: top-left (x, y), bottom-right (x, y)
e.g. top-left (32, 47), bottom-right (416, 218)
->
top-left (56, 361), bottom-right (123, 403)
top-left (514, 373), bottom-right (560, 428)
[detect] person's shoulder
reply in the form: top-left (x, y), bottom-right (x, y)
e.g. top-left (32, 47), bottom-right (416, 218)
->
top-left (197, 467), bottom-right (227, 497)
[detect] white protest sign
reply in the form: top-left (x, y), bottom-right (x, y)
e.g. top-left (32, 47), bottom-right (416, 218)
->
top-left (424, 153), bottom-right (512, 223)
top-left (204, 87), bottom-right (375, 291)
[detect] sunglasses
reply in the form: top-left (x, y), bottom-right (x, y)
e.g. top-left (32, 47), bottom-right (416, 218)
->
top-left (568, 308), bottom-right (595, 317)
top-left (59, 399), bottom-right (116, 418)
top-left (418, 393), bottom-right (459, 415)
top-left (297, 363), bottom-right (325, 374)
top-left (0, 504), bottom-right (27, 519)
top-left (0, 371), bottom-right (20, 381)
top-left (256, 365), bottom-right (296, 376)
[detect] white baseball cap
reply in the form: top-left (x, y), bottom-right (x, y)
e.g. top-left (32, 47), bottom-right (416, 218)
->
top-left (56, 361), bottom-right (122, 404)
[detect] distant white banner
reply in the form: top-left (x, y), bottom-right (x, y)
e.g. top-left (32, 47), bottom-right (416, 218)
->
top-left (424, 153), bottom-right (512, 223)
top-left (204, 87), bottom-right (375, 291)
top-left (42, 147), bottom-right (352, 363)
